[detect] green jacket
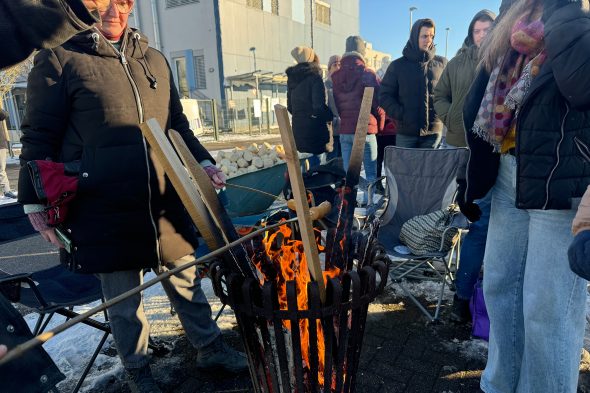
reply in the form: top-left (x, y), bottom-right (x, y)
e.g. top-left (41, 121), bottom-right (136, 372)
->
top-left (433, 44), bottom-right (479, 147)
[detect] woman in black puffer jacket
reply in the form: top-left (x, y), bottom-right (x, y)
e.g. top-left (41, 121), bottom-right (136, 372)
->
top-left (286, 46), bottom-right (332, 168)
top-left (460, 1), bottom-right (590, 392)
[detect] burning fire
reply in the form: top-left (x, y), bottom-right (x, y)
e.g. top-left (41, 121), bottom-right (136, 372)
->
top-left (253, 220), bottom-right (340, 387)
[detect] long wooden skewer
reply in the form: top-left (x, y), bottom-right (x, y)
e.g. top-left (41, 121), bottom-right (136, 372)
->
top-left (0, 218), bottom-right (297, 367)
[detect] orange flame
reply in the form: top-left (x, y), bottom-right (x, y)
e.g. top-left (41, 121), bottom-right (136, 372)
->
top-left (253, 220), bottom-right (341, 387)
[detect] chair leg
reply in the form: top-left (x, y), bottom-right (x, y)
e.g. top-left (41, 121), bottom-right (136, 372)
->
top-left (35, 312), bottom-right (55, 335)
top-left (214, 304), bottom-right (226, 322)
top-left (72, 331), bottom-right (109, 393)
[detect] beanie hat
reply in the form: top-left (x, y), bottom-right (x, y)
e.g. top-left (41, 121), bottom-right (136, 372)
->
top-left (291, 46), bottom-right (315, 64)
top-left (345, 36), bottom-right (366, 57)
top-left (328, 55), bottom-right (341, 69)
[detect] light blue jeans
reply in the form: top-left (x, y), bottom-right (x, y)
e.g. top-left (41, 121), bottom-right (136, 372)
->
top-left (339, 133), bottom-right (377, 182)
top-left (481, 155), bottom-right (587, 393)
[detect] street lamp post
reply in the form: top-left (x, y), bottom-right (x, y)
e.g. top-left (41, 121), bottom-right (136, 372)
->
top-left (445, 27), bottom-right (451, 58)
top-left (249, 46), bottom-right (257, 72)
top-left (409, 6), bottom-right (417, 33)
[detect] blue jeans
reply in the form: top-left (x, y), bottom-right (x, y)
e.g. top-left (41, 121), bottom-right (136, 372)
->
top-left (339, 133), bottom-right (377, 182)
top-left (480, 155), bottom-right (587, 393)
top-left (395, 133), bottom-right (441, 148)
top-left (455, 191), bottom-right (491, 300)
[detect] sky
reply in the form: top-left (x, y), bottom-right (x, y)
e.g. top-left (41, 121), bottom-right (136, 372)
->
top-left (360, 0), bottom-right (502, 60)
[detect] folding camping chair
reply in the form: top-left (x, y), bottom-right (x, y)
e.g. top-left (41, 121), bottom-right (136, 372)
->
top-left (379, 146), bottom-right (469, 322)
top-left (0, 265), bottom-right (110, 393)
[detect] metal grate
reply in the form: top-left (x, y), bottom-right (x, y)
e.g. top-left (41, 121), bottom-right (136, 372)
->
top-left (194, 55), bottom-right (207, 90)
top-left (315, 0), bottom-right (331, 25)
top-left (166, 0), bottom-right (199, 8)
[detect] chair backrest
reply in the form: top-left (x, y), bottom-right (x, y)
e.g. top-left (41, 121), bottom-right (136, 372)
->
top-left (379, 147), bottom-right (468, 249)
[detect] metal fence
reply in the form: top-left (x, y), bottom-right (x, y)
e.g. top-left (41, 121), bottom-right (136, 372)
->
top-left (197, 97), bottom-right (287, 140)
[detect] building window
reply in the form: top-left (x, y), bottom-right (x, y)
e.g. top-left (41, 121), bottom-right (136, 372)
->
top-left (250, 0), bottom-right (277, 15)
top-left (315, 1), bottom-right (331, 25)
top-left (271, 0), bottom-right (279, 15)
top-left (173, 57), bottom-right (189, 98)
top-left (292, 0), bottom-right (305, 23)
top-left (166, 0), bottom-right (199, 8)
top-left (194, 55), bottom-right (207, 90)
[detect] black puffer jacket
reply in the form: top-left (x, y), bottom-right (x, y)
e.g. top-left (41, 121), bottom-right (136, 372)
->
top-left (18, 28), bottom-right (213, 273)
top-left (286, 62), bottom-right (332, 154)
top-left (463, 3), bottom-right (590, 210)
top-left (379, 19), bottom-right (447, 137)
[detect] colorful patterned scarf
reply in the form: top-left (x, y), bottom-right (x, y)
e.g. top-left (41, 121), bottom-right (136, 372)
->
top-left (472, 14), bottom-right (545, 152)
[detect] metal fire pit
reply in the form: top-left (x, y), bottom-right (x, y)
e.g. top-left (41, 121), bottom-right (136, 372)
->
top-left (211, 235), bottom-right (389, 393)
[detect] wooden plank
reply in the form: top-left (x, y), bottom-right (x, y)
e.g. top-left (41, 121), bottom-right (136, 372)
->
top-left (168, 129), bottom-right (258, 280)
top-left (274, 105), bottom-right (326, 303)
top-left (139, 119), bottom-right (223, 251)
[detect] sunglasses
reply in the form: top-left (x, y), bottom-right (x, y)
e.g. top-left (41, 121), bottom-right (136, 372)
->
top-left (98, 0), bottom-right (133, 14)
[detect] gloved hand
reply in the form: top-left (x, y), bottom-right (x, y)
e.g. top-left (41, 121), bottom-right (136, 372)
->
top-left (459, 201), bottom-right (482, 223)
top-left (542, 0), bottom-right (578, 22)
top-left (203, 165), bottom-right (226, 189)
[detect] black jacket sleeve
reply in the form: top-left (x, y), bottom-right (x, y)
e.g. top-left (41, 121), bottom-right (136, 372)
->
top-left (18, 49), bottom-right (70, 205)
top-left (463, 68), bottom-right (501, 204)
top-left (545, 2), bottom-right (590, 110)
top-left (168, 69), bottom-right (214, 165)
top-left (311, 75), bottom-right (333, 122)
top-left (0, 0), bottom-right (98, 70)
top-left (379, 62), bottom-right (404, 120)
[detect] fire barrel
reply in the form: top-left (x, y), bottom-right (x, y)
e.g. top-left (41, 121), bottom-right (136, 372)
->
top-left (211, 252), bottom-right (389, 393)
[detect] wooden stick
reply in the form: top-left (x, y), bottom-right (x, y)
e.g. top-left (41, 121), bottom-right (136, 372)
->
top-left (274, 105), bottom-right (326, 303)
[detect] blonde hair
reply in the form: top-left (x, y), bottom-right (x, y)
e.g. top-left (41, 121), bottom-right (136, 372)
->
top-left (479, 0), bottom-right (541, 72)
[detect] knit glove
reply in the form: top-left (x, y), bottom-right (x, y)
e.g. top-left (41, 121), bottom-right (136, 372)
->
top-left (28, 211), bottom-right (50, 232)
top-left (203, 165), bottom-right (226, 189)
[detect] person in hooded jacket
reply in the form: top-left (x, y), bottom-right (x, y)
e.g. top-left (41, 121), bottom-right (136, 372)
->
top-left (460, 0), bottom-right (590, 391)
top-left (286, 46), bottom-right (333, 169)
top-left (433, 9), bottom-right (496, 323)
top-left (332, 36), bottom-right (384, 182)
top-left (17, 1), bottom-right (246, 391)
top-left (380, 19), bottom-right (447, 148)
top-left (0, 0), bottom-right (109, 70)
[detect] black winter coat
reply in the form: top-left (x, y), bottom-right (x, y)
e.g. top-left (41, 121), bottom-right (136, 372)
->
top-left (286, 62), bottom-right (332, 154)
top-left (379, 19), bottom-right (447, 137)
top-left (0, 0), bottom-right (97, 70)
top-left (18, 28), bottom-right (213, 273)
top-left (463, 3), bottom-right (590, 210)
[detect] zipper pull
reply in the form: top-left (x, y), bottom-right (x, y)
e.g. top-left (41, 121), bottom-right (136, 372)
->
top-left (120, 52), bottom-right (128, 65)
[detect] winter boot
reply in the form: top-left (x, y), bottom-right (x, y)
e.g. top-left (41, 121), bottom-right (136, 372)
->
top-left (449, 294), bottom-right (471, 324)
top-left (196, 336), bottom-right (248, 373)
top-left (126, 365), bottom-right (162, 393)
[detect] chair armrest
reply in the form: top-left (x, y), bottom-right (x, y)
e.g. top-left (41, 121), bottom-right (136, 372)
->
top-left (0, 272), bottom-right (32, 284)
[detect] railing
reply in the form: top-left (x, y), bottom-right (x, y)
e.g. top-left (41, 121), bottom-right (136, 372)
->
top-left (197, 97), bottom-right (287, 140)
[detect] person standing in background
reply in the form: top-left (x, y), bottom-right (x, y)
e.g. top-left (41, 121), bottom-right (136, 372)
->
top-left (380, 19), bottom-right (447, 148)
top-left (287, 46), bottom-right (333, 169)
top-left (0, 109), bottom-right (16, 199)
top-left (332, 36), bottom-right (384, 182)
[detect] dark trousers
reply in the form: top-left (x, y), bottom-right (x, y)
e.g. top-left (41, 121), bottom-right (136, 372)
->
top-left (376, 134), bottom-right (396, 178)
